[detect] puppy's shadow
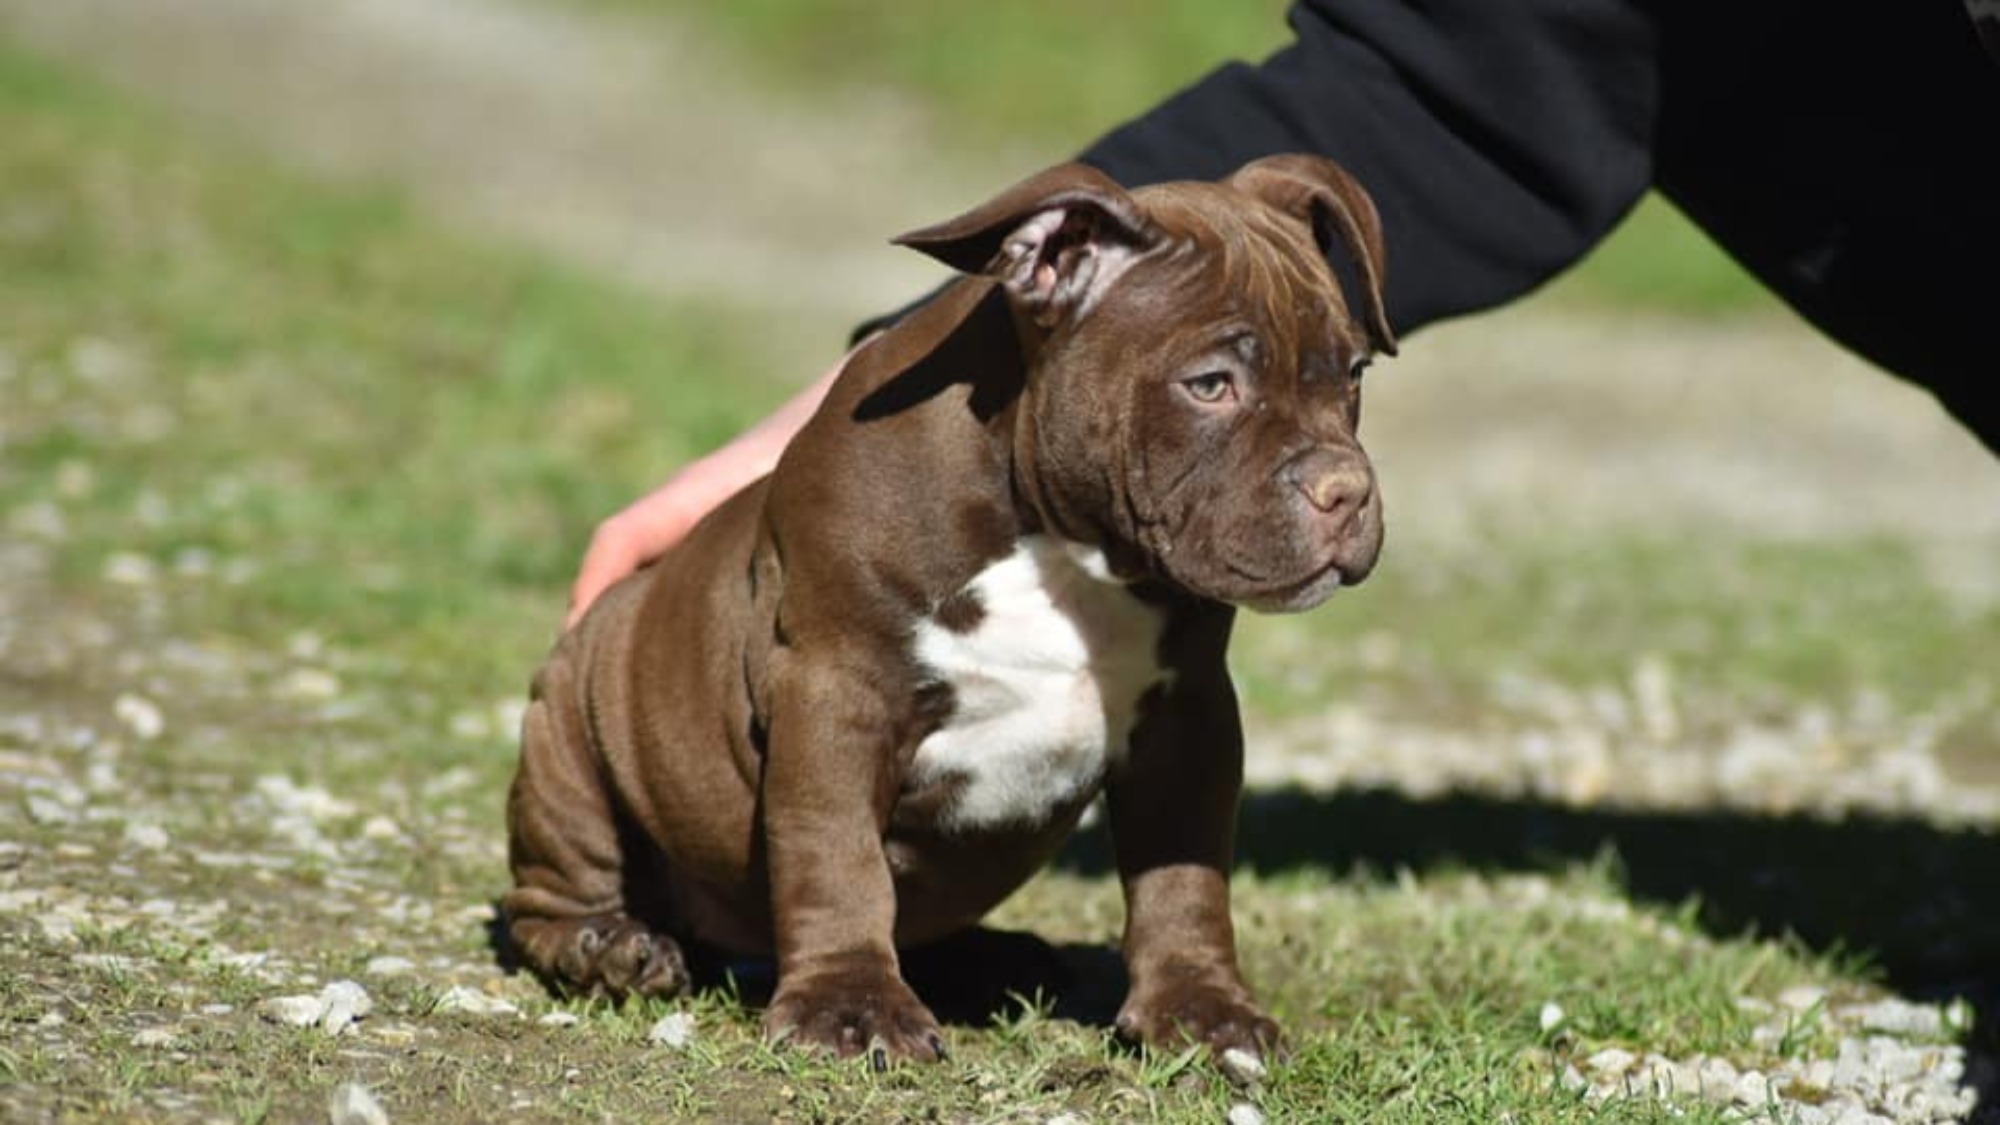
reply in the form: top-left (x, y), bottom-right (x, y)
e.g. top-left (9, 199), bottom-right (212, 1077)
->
top-left (486, 908), bottom-right (1128, 1030)
top-left (901, 928), bottom-right (1129, 1029)
top-left (680, 927), bottom-right (1129, 1031)
top-left (1061, 785), bottom-right (2000, 1110)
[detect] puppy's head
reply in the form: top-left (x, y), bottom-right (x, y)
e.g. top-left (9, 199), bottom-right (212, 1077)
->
top-left (895, 154), bottom-right (1394, 612)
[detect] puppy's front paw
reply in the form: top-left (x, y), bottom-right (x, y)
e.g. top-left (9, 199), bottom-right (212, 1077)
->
top-left (1116, 973), bottom-right (1281, 1060)
top-left (765, 964), bottom-right (948, 1066)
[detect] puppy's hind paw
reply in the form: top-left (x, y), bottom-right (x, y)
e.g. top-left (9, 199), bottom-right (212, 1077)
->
top-left (516, 912), bottom-right (690, 1002)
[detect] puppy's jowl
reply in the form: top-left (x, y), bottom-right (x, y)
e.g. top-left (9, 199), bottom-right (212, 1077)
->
top-left (504, 154), bottom-right (1395, 1063)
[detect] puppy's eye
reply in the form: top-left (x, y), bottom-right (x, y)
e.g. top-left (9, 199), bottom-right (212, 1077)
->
top-left (1182, 371), bottom-right (1236, 404)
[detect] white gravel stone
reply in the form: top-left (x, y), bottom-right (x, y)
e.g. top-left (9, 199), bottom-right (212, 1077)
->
top-left (123, 820), bottom-right (171, 852)
top-left (1793, 1058), bottom-right (1836, 1094)
top-left (319, 980), bottom-right (373, 1036)
top-left (646, 1011), bottom-right (695, 1049)
top-left (1219, 1047), bottom-right (1267, 1087)
top-left (1730, 1069), bottom-right (1771, 1107)
top-left (130, 1027), bottom-right (177, 1049)
top-left (1845, 998), bottom-right (1944, 1039)
top-left (102, 552), bottom-right (158, 585)
top-left (329, 1082), bottom-right (391, 1125)
top-left (0, 889), bottom-right (46, 913)
top-left (360, 816), bottom-right (403, 842)
top-left (26, 795), bottom-right (80, 826)
top-left (432, 985), bottom-right (519, 1018)
top-left (1537, 1001), bottom-right (1565, 1033)
top-left (1779, 985), bottom-right (1830, 1012)
top-left (112, 693), bottom-right (164, 741)
top-left (1225, 1104), bottom-right (1266, 1125)
top-left (253, 982), bottom-right (376, 1036)
top-left (260, 994), bottom-right (328, 1027)
top-left (1634, 1054), bottom-right (1699, 1099)
top-left (255, 775), bottom-right (357, 821)
top-left (277, 668), bottom-right (342, 701)
top-left (1586, 1047), bottom-right (1637, 1076)
top-left (1695, 1056), bottom-right (1739, 1093)
top-left (84, 758), bottom-right (119, 795)
top-left (364, 956), bottom-right (416, 977)
top-left (537, 1011), bottom-right (580, 1029)
top-left (493, 699), bottom-right (529, 739)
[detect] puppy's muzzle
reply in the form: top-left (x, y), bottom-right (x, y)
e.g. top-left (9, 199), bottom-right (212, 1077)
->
top-left (1282, 446), bottom-right (1380, 582)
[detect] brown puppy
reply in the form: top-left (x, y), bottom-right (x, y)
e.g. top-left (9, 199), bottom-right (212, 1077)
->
top-left (504, 154), bottom-right (1394, 1063)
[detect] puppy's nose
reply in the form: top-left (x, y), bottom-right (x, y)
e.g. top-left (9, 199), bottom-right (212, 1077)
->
top-left (1286, 447), bottom-right (1373, 518)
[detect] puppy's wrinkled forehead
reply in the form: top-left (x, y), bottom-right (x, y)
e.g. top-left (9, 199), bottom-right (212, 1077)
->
top-left (1128, 182), bottom-right (1352, 342)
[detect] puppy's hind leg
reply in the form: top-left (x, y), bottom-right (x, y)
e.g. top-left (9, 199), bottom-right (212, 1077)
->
top-left (502, 658), bottom-right (688, 1001)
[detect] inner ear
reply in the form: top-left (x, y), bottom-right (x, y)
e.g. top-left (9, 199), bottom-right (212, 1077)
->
top-left (893, 163), bottom-right (1156, 328)
top-left (1003, 207), bottom-right (1118, 313)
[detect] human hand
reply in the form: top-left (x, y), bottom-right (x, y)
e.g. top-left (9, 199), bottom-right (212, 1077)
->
top-left (563, 342), bottom-right (863, 628)
top-left (565, 442), bottom-right (774, 628)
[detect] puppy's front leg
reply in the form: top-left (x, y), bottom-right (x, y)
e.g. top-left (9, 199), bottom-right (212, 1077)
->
top-left (759, 652), bottom-right (947, 1064)
top-left (1107, 612), bottom-right (1280, 1059)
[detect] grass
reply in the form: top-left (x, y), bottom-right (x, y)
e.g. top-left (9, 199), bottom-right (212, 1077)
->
top-left (0, 42), bottom-right (783, 666)
top-left (0, 31), bottom-right (1991, 1125)
top-left (587, 0), bottom-right (1770, 317)
top-left (572, 0), bottom-right (1293, 146)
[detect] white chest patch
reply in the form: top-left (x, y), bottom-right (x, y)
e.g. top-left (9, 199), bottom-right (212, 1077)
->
top-left (909, 535), bottom-right (1169, 832)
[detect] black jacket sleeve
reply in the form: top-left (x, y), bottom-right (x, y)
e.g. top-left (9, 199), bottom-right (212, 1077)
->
top-left (1077, 0), bottom-right (1659, 337)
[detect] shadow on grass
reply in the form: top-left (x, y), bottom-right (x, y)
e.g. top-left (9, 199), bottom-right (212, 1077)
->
top-left (1062, 785), bottom-right (2000, 1108)
top-left (488, 900), bottom-right (1129, 1033)
top-left (487, 785), bottom-right (1996, 1108)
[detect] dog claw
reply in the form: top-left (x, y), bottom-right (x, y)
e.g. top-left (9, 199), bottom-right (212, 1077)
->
top-left (520, 914), bottom-right (691, 1002)
top-left (927, 1032), bottom-right (950, 1061)
top-left (764, 972), bottom-right (946, 1065)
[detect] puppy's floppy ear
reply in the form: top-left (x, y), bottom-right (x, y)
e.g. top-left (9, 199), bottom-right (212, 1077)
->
top-left (894, 163), bottom-right (1157, 328)
top-left (1228, 154), bottom-right (1397, 356)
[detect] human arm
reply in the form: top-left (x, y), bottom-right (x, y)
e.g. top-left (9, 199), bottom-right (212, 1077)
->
top-left (1077, 0), bottom-right (1659, 333)
top-left (564, 341), bottom-right (862, 627)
